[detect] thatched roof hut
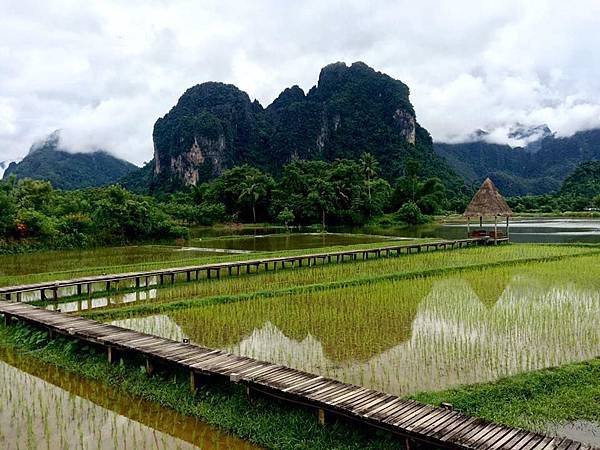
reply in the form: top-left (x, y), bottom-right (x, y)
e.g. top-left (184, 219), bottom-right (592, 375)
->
top-left (464, 178), bottom-right (513, 218)
top-left (463, 178), bottom-right (512, 241)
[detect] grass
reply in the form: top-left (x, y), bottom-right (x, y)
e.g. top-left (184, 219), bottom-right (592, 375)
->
top-left (75, 244), bottom-right (599, 321)
top-left (0, 323), bottom-right (402, 450)
top-left (411, 358), bottom-right (600, 433)
top-left (0, 238), bottom-right (424, 287)
top-left (100, 251), bottom-right (600, 399)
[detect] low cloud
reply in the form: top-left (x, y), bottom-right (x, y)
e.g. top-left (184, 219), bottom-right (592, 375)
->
top-left (1, 0), bottom-right (599, 164)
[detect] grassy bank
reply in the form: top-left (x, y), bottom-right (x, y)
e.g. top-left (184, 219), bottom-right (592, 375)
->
top-left (412, 358), bottom-right (600, 433)
top-left (0, 322), bottom-right (402, 450)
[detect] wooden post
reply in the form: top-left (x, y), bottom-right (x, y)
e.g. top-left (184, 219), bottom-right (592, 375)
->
top-left (506, 216), bottom-right (510, 240)
top-left (145, 357), bottom-right (155, 376)
top-left (494, 215), bottom-right (498, 244)
top-left (190, 371), bottom-right (198, 392)
top-left (52, 287), bottom-right (58, 302)
top-left (41, 289), bottom-right (46, 301)
top-left (3, 314), bottom-right (11, 326)
top-left (186, 271), bottom-right (191, 282)
top-left (106, 281), bottom-right (111, 292)
top-left (170, 273), bottom-right (175, 284)
top-left (107, 346), bottom-right (118, 364)
top-left (136, 277), bottom-right (141, 288)
top-left (467, 217), bottom-right (470, 237)
top-left (479, 216), bottom-right (483, 228)
top-left (77, 284), bottom-right (82, 296)
top-left (318, 408), bottom-right (326, 425)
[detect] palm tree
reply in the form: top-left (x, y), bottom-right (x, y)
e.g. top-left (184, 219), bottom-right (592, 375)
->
top-left (238, 175), bottom-right (266, 223)
top-left (360, 152), bottom-right (379, 210)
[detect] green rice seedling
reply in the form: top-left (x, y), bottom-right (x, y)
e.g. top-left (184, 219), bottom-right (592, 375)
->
top-left (79, 244), bottom-right (598, 320)
top-left (0, 235), bottom-right (418, 287)
top-left (112, 253), bottom-right (600, 398)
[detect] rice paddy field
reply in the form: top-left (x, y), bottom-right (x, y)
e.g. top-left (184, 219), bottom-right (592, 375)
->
top-left (2, 234), bottom-right (600, 447)
top-left (103, 249), bottom-right (600, 397)
top-left (0, 233), bottom-right (409, 287)
top-left (0, 347), bottom-right (257, 450)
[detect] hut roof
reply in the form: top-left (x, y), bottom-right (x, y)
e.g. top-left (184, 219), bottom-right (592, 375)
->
top-left (463, 178), bottom-right (513, 217)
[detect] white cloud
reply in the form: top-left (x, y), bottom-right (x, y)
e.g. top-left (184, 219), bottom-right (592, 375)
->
top-left (1, 0), bottom-right (599, 164)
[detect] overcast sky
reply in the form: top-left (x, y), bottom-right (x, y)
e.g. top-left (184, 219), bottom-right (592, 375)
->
top-left (1, 0), bottom-right (600, 166)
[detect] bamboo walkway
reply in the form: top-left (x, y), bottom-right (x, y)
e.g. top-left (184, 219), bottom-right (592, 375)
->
top-left (0, 237), bottom-right (507, 301)
top-left (0, 300), bottom-right (592, 450)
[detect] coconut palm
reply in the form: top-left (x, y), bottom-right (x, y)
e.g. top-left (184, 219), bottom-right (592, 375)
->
top-left (238, 174), bottom-right (266, 223)
top-left (360, 152), bottom-right (379, 210)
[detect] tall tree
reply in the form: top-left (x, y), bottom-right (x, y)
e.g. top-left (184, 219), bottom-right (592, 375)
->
top-left (359, 152), bottom-right (379, 206)
top-left (238, 173), bottom-right (267, 223)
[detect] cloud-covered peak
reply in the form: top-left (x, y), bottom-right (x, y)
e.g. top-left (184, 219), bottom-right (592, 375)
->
top-left (1, 0), bottom-right (599, 163)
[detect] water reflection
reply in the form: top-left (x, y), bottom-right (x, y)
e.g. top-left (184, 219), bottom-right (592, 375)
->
top-left (0, 348), bottom-right (258, 450)
top-left (354, 218), bottom-right (600, 244)
top-left (113, 272), bottom-right (600, 397)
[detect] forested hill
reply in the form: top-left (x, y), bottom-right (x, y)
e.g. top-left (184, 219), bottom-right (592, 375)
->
top-left (3, 132), bottom-right (137, 190)
top-left (434, 128), bottom-right (600, 196)
top-left (560, 161), bottom-right (600, 199)
top-left (148, 61), bottom-right (462, 192)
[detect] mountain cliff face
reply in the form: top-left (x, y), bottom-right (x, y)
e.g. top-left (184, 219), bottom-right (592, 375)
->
top-left (434, 128), bottom-right (600, 196)
top-left (151, 61), bottom-right (460, 191)
top-left (3, 132), bottom-right (137, 190)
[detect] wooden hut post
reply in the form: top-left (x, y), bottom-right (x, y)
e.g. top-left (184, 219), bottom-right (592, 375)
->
top-left (467, 217), bottom-right (470, 236)
top-left (494, 215), bottom-right (498, 244)
top-left (479, 216), bottom-right (483, 228)
top-left (506, 216), bottom-right (510, 240)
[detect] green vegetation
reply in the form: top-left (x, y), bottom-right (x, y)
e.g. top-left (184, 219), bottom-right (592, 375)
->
top-left (3, 131), bottom-right (137, 190)
top-left (150, 61), bottom-right (462, 193)
top-left (434, 128), bottom-right (600, 197)
top-left (412, 359), bottom-right (600, 433)
top-left (0, 178), bottom-right (186, 254)
top-left (102, 249), bottom-right (600, 399)
top-left (76, 244), bottom-right (597, 322)
top-left (0, 323), bottom-right (401, 450)
top-left (0, 237), bottom-right (415, 287)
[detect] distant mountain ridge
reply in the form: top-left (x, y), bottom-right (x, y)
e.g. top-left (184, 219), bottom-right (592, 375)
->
top-left (148, 61), bottom-right (462, 192)
top-left (3, 132), bottom-right (138, 190)
top-left (434, 128), bottom-right (600, 196)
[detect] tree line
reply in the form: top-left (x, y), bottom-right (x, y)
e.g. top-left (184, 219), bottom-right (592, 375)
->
top-left (0, 154), bottom-right (456, 253)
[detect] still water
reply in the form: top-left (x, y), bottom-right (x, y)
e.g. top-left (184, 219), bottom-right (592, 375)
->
top-left (374, 218), bottom-right (600, 244)
top-left (0, 348), bottom-right (258, 450)
top-left (111, 255), bottom-right (600, 398)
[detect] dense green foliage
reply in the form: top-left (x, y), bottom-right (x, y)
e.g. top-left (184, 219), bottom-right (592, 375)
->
top-left (3, 132), bottom-right (137, 190)
top-left (435, 128), bottom-right (600, 196)
top-left (172, 156), bottom-right (449, 227)
top-left (507, 160), bottom-right (600, 212)
top-left (150, 61), bottom-right (463, 193)
top-left (560, 161), bottom-right (600, 199)
top-left (0, 324), bottom-right (401, 449)
top-left (0, 177), bottom-right (186, 253)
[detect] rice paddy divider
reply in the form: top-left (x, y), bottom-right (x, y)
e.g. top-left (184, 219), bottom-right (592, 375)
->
top-left (80, 247), bottom-right (600, 322)
top-left (0, 300), bottom-right (588, 450)
top-left (0, 237), bottom-right (496, 302)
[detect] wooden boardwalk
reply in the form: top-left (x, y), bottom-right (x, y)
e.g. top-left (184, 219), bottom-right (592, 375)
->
top-left (0, 237), bottom-right (507, 301)
top-left (0, 300), bottom-right (592, 450)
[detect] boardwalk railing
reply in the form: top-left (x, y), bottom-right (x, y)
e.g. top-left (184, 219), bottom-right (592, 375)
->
top-left (0, 300), bottom-right (591, 450)
top-left (0, 237), bottom-right (507, 302)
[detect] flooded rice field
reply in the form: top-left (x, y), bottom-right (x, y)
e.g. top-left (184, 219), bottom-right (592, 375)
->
top-left (0, 349), bottom-right (258, 450)
top-left (110, 254), bottom-right (600, 397)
